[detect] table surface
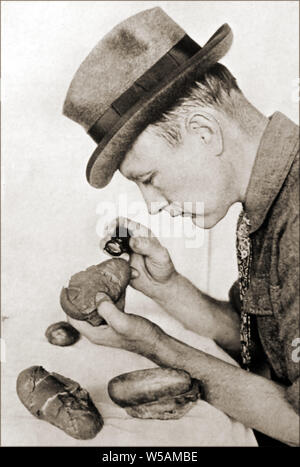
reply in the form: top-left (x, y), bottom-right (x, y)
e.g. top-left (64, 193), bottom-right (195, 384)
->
top-left (1, 281), bottom-right (257, 446)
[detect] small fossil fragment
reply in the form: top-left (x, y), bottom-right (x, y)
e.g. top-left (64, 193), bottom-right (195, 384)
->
top-left (45, 321), bottom-right (80, 346)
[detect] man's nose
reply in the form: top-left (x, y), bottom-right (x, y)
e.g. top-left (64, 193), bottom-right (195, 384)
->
top-left (139, 185), bottom-right (168, 215)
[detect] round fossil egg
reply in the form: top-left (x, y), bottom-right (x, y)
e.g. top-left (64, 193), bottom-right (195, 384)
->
top-left (45, 321), bottom-right (80, 346)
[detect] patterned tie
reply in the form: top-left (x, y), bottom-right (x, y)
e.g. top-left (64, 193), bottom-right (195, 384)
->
top-left (236, 210), bottom-right (252, 370)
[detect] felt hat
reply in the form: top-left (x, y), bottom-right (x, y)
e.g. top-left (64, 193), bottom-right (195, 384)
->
top-left (63, 7), bottom-right (233, 189)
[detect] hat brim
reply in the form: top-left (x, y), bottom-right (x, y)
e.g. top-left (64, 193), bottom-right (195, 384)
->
top-left (86, 24), bottom-right (233, 189)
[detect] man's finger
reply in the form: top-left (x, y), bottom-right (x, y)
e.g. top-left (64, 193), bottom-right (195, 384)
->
top-left (96, 293), bottom-right (129, 332)
top-left (67, 313), bottom-right (123, 347)
top-left (66, 315), bottom-right (107, 339)
top-left (118, 217), bottom-right (155, 240)
top-left (130, 266), bottom-right (140, 279)
top-left (115, 290), bottom-right (126, 311)
top-left (129, 236), bottom-right (169, 263)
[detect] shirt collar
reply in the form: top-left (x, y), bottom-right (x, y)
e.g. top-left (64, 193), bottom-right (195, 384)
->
top-left (244, 111), bottom-right (299, 234)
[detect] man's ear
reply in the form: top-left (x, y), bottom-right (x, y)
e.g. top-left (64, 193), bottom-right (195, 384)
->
top-left (186, 112), bottom-right (223, 156)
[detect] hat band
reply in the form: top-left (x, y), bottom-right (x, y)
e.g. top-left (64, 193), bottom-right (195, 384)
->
top-left (88, 34), bottom-right (201, 144)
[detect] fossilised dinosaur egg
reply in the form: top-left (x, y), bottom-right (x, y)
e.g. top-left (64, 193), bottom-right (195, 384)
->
top-left (60, 258), bottom-right (131, 326)
top-left (16, 366), bottom-right (103, 439)
top-left (108, 368), bottom-right (202, 420)
top-left (45, 321), bottom-right (80, 346)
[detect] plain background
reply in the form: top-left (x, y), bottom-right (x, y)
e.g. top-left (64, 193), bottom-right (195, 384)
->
top-left (1, 0), bottom-right (299, 445)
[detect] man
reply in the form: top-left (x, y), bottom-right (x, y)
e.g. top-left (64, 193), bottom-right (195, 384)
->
top-left (63, 8), bottom-right (299, 445)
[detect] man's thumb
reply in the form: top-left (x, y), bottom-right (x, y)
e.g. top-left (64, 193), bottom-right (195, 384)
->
top-left (130, 236), bottom-right (166, 263)
top-left (95, 292), bottom-right (126, 328)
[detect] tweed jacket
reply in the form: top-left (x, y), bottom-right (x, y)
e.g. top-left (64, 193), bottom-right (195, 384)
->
top-left (229, 112), bottom-right (299, 414)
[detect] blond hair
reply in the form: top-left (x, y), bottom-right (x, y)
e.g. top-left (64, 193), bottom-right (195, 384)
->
top-left (149, 64), bottom-right (241, 146)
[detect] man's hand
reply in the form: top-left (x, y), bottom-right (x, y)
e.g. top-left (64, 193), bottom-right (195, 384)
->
top-left (100, 217), bottom-right (178, 301)
top-left (99, 217), bottom-right (241, 355)
top-left (67, 292), bottom-right (164, 357)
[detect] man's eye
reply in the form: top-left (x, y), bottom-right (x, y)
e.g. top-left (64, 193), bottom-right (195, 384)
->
top-left (142, 172), bottom-right (157, 186)
top-left (143, 175), bottom-right (153, 185)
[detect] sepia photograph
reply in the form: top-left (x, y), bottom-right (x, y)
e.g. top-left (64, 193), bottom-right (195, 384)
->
top-left (1, 0), bottom-right (299, 449)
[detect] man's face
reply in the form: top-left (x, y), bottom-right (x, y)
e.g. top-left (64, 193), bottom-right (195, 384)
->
top-left (119, 126), bottom-right (235, 229)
